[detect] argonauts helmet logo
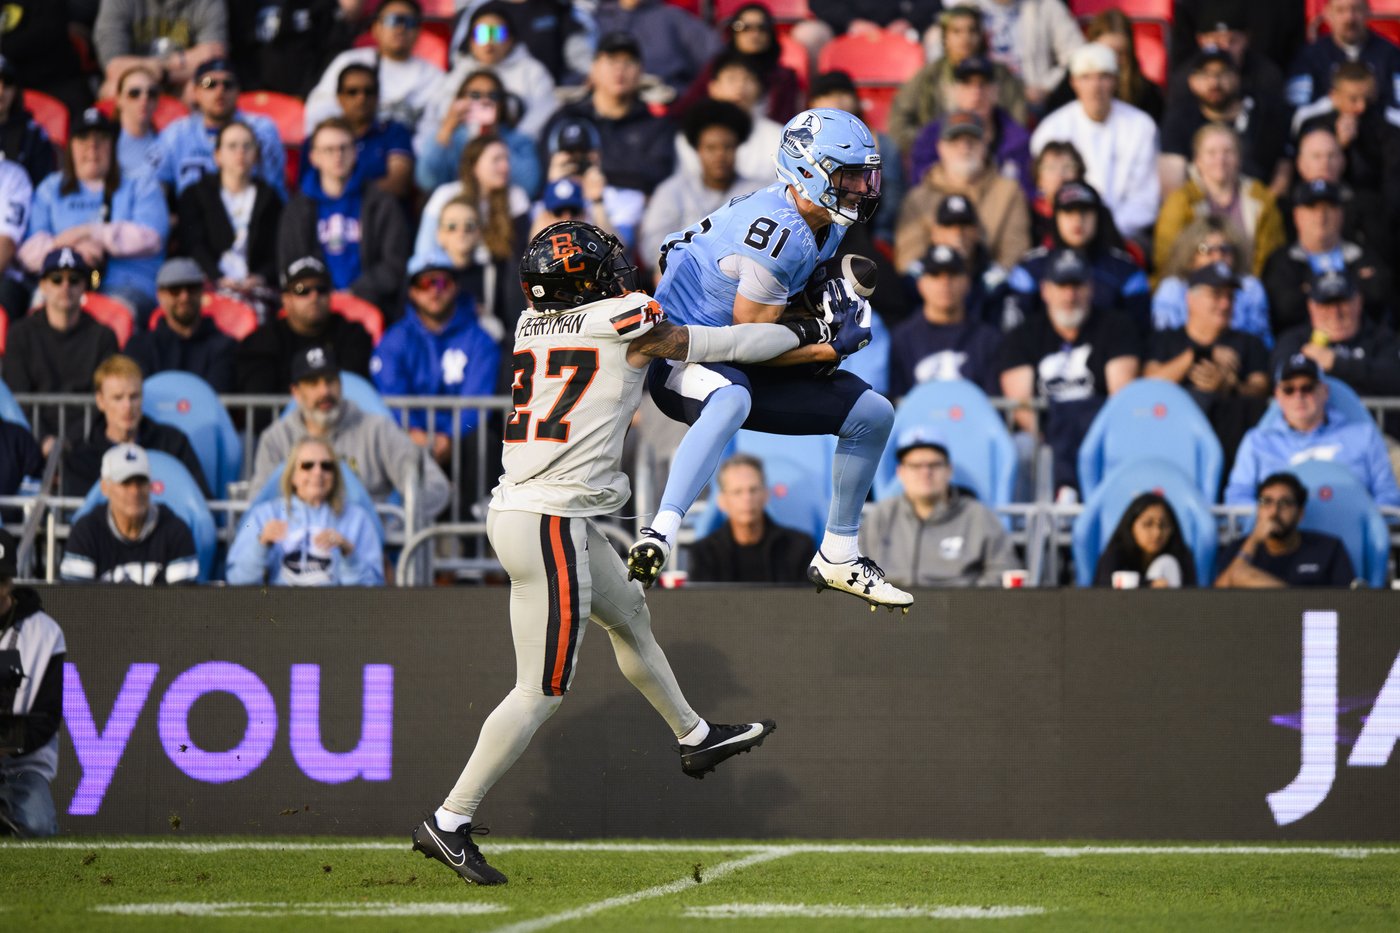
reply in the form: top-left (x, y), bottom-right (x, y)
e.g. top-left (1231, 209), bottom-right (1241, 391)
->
top-left (781, 111), bottom-right (822, 158)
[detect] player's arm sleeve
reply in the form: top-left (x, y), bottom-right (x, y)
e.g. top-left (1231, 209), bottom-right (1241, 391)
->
top-left (683, 322), bottom-right (802, 363)
top-left (719, 252), bottom-right (789, 307)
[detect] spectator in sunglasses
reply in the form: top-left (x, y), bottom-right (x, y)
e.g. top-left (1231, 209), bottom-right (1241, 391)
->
top-left (149, 58), bottom-right (287, 200)
top-left (112, 65), bottom-right (162, 181)
top-left (429, 1), bottom-right (556, 140)
top-left (446, 0), bottom-right (593, 84)
top-left (416, 68), bottom-right (540, 198)
top-left (93, 0), bottom-right (228, 100)
top-left (229, 436), bottom-right (384, 587)
top-left (304, 0), bottom-right (444, 132)
top-left (316, 63), bottom-right (416, 202)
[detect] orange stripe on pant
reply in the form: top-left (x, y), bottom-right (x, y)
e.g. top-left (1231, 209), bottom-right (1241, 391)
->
top-left (547, 516), bottom-right (574, 695)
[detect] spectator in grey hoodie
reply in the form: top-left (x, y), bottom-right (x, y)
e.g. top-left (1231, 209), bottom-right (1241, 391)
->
top-left (860, 428), bottom-right (1020, 588)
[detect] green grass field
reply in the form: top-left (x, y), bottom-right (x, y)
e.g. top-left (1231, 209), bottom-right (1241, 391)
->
top-left (3, 839), bottom-right (1398, 932)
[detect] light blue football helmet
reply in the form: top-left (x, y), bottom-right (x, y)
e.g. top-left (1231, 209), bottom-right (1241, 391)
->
top-left (774, 108), bottom-right (882, 227)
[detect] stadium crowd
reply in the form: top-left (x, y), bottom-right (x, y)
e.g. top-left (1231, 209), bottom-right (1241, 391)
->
top-left (0, 0), bottom-right (1396, 589)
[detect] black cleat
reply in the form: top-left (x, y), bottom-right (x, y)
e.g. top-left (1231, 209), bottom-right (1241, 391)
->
top-left (679, 720), bottom-right (776, 779)
top-left (411, 817), bottom-right (508, 885)
top-left (626, 527), bottom-right (671, 587)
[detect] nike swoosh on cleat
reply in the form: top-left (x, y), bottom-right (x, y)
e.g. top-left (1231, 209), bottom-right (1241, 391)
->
top-left (424, 824), bottom-right (467, 867)
top-left (701, 724), bottom-right (764, 751)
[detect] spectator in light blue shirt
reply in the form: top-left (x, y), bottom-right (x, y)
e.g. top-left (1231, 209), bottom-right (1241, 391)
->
top-left (150, 58), bottom-right (287, 200)
top-left (112, 65), bottom-right (161, 181)
top-left (1225, 354), bottom-right (1400, 507)
top-left (18, 109), bottom-right (168, 320)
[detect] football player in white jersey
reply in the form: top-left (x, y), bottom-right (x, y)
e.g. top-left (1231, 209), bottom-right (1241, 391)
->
top-left (412, 222), bottom-right (839, 886)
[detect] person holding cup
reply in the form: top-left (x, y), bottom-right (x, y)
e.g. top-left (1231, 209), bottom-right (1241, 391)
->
top-left (1093, 492), bottom-right (1197, 588)
top-left (859, 427), bottom-right (1020, 588)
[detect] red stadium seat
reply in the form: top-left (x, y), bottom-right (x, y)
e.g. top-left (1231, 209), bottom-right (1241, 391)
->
top-left (1370, 18), bottom-right (1400, 45)
top-left (352, 27), bottom-right (449, 70)
top-left (237, 91), bottom-right (305, 146)
top-left (1070, 0), bottom-right (1172, 18)
top-left (153, 95), bottom-right (190, 131)
top-left (714, 0), bottom-right (813, 26)
top-left (1132, 21), bottom-right (1169, 86)
top-left (666, 0), bottom-right (703, 15)
top-left (23, 90), bottom-right (69, 147)
top-left (816, 33), bottom-right (924, 132)
top-left (778, 32), bottom-right (810, 90)
top-left (418, 0), bottom-right (458, 17)
top-left (148, 293), bottom-right (260, 341)
top-left (0, 309), bottom-right (7, 355)
top-left (330, 291), bottom-right (385, 345)
top-left (82, 292), bottom-right (135, 348)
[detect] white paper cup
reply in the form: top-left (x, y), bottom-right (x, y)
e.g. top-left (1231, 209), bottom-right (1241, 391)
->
top-left (1001, 569), bottom-right (1028, 589)
top-left (658, 570), bottom-right (689, 589)
top-left (1112, 571), bottom-right (1141, 590)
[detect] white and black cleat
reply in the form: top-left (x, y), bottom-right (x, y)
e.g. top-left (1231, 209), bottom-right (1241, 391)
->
top-left (808, 552), bottom-right (913, 614)
top-left (679, 720), bottom-right (776, 779)
top-left (411, 817), bottom-right (507, 885)
top-left (626, 526), bottom-right (671, 587)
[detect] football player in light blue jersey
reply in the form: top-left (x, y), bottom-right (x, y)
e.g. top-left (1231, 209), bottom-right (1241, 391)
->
top-left (630, 108), bottom-right (913, 612)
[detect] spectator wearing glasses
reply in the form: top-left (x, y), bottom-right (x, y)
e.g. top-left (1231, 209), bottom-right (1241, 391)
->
top-left (671, 3), bottom-right (804, 124)
top-left (235, 256), bottom-right (373, 395)
top-left (278, 118), bottom-right (410, 318)
top-left (93, 0), bottom-right (228, 100)
top-left (860, 429), bottom-right (1020, 589)
top-left (126, 258), bottom-right (238, 394)
top-left (317, 63), bottom-right (416, 203)
top-left (112, 65), bottom-right (162, 181)
top-left (1215, 471), bottom-right (1356, 588)
top-left (1150, 216), bottom-right (1273, 348)
top-left (305, 0), bottom-right (444, 132)
top-left (1224, 354), bottom-right (1400, 508)
top-left (431, 2), bottom-right (556, 141)
top-left (415, 68), bottom-right (541, 199)
top-left (228, 436), bottom-right (384, 587)
top-left (447, 0), bottom-right (594, 85)
top-left (175, 121), bottom-right (283, 318)
top-left (150, 59), bottom-right (287, 200)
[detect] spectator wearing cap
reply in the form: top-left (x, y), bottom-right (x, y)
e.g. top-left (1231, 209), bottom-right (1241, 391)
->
top-left (0, 526), bottom-right (67, 837)
top-left (917, 195), bottom-right (1000, 322)
top-left (1002, 181), bottom-right (1148, 331)
top-left (1260, 178), bottom-right (1391, 335)
top-left (446, 0), bottom-right (594, 85)
top-left (125, 258), bottom-right (238, 393)
top-left (688, 453), bottom-right (816, 584)
top-left (415, 67), bottom-right (542, 199)
top-left (174, 121), bottom-right (283, 319)
top-left (1282, 127), bottom-right (1387, 261)
top-left (226, 0), bottom-right (363, 100)
top-left (532, 176), bottom-right (590, 237)
top-left (278, 118), bottom-right (410, 318)
top-left (670, 4), bottom-right (804, 124)
top-left (999, 247), bottom-right (1142, 495)
top-left (860, 428), bottom-right (1020, 588)
top-left (19, 108), bottom-right (168, 321)
top-left (540, 32), bottom-right (677, 248)
top-left (235, 256), bottom-right (374, 396)
top-left (959, 0), bottom-right (1084, 108)
top-left (61, 354), bottom-right (212, 498)
top-left (1145, 261), bottom-right (1271, 470)
top-left (428, 2), bottom-right (557, 142)
top-left (150, 59), bottom-right (287, 200)
top-left (93, 0), bottom-right (228, 100)
top-left (888, 6), bottom-right (1029, 158)
top-left (1215, 471), bottom-right (1356, 588)
top-left (889, 245), bottom-right (1002, 400)
top-left (1031, 43), bottom-right (1160, 244)
top-left (1167, 4), bottom-right (1290, 102)
top-left (674, 50), bottom-right (783, 185)
top-left (1041, 10), bottom-right (1165, 124)
top-left (0, 54), bottom-right (56, 187)
top-left (909, 55), bottom-right (1034, 198)
top-left (1287, 0), bottom-right (1400, 111)
top-left (250, 344), bottom-right (451, 519)
top-left (1271, 268), bottom-right (1400, 421)
top-left (312, 62), bottom-right (417, 203)
top-left (305, 0), bottom-right (444, 134)
top-left (1158, 46), bottom-right (1291, 199)
top-left (1224, 354), bottom-right (1400, 508)
top-left (593, 0), bottom-right (722, 94)
top-left (639, 100), bottom-right (765, 282)
top-left (60, 443), bottom-right (199, 585)
top-left (3, 248), bottom-right (119, 441)
top-left (896, 109), bottom-right (1030, 275)
top-left (371, 255), bottom-right (502, 474)
top-left (1151, 216), bottom-right (1273, 348)
top-left (1152, 124), bottom-right (1285, 283)
top-left (1028, 141), bottom-right (1090, 247)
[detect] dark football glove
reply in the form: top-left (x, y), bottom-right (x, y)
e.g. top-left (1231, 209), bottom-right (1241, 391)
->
top-left (780, 316), bottom-right (833, 346)
top-left (821, 278), bottom-right (873, 359)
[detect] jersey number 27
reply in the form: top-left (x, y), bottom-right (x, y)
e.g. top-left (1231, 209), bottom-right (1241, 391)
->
top-left (505, 348), bottom-right (599, 444)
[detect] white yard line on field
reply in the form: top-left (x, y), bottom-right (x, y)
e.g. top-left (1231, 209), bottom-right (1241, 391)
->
top-left (94, 902), bottom-right (508, 918)
top-left (685, 903), bottom-right (1049, 920)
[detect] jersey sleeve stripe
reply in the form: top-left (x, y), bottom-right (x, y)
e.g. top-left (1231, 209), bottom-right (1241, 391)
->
top-left (611, 311), bottom-right (645, 335)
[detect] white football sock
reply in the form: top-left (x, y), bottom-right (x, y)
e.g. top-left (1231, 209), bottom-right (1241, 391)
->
top-left (435, 806), bottom-right (471, 832)
top-left (647, 509), bottom-right (682, 541)
top-left (820, 531), bottom-right (859, 563)
top-left (678, 719), bottom-right (711, 747)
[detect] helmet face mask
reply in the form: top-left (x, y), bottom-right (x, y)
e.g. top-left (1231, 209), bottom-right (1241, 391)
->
top-left (519, 221), bottom-right (639, 312)
top-left (775, 108), bottom-right (882, 227)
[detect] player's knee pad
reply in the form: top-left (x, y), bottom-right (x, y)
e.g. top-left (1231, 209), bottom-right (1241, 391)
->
top-left (701, 384), bottom-right (752, 429)
top-left (839, 389), bottom-right (895, 441)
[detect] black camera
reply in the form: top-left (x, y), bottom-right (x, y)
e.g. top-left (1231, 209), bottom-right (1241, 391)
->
top-left (0, 648), bottom-right (25, 756)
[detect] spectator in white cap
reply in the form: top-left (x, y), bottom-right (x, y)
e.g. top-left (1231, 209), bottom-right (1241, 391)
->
top-left (126, 258), bottom-right (237, 393)
top-left (860, 427), bottom-right (1020, 588)
top-left (60, 443), bottom-right (199, 585)
top-left (1031, 42), bottom-right (1161, 244)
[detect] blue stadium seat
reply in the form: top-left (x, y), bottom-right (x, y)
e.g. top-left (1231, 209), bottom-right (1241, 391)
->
top-left (837, 309), bottom-right (890, 397)
top-left (249, 459), bottom-right (387, 545)
top-left (1077, 378), bottom-right (1223, 504)
top-left (142, 371), bottom-right (243, 497)
top-left (1290, 460), bottom-right (1390, 588)
top-left (1070, 459), bottom-right (1218, 587)
top-left (1258, 376), bottom-right (1371, 429)
top-left (281, 371), bottom-right (394, 421)
top-left (875, 378), bottom-right (1017, 505)
top-left (76, 450), bottom-right (217, 581)
top-left (0, 378), bottom-right (28, 430)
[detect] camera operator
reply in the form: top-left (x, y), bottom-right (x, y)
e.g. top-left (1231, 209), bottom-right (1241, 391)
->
top-left (0, 529), bottom-right (66, 838)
